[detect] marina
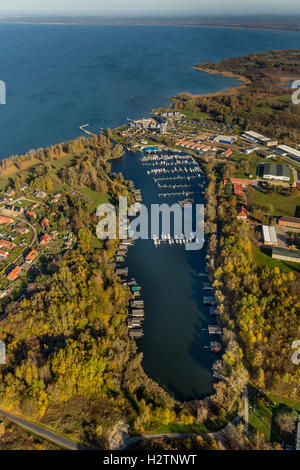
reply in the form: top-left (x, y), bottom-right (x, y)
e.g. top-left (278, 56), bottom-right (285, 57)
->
top-left (110, 148), bottom-right (218, 400)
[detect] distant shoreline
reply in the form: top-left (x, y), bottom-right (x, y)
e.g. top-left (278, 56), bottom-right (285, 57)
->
top-left (0, 18), bottom-right (300, 32)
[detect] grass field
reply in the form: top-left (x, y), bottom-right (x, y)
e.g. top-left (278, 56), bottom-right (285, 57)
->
top-left (149, 404), bottom-right (238, 435)
top-left (73, 186), bottom-right (110, 208)
top-left (253, 190), bottom-right (300, 217)
top-left (0, 154), bottom-right (76, 190)
top-left (256, 95), bottom-right (291, 114)
top-left (252, 244), bottom-right (300, 276)
top-left (249, 390), bottom-right (300, 445)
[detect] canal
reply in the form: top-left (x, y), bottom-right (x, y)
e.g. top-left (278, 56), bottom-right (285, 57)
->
top-left (111, 149), bottom-right (214, 401)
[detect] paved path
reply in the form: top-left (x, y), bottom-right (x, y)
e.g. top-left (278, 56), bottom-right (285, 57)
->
top-left (0, 408), bottom-right (88, 450)
top-left (244, 385), bottom-right (249, 447)
top-left (118, 416), bottom-right (243, 450)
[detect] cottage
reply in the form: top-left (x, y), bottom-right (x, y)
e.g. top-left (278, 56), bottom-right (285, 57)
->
top-left (237, 207), bottom-right (247, 220)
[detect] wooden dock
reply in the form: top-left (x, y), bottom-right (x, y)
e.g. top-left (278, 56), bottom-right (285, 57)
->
top-left (209, 307), bottom-right (219, 316)
top-left (208, 325), bottom-right (222, 335)
top-left (210, 341), bottom-right (222, 354)
top-left (203, 296), bottom-right (217, 306)
top-left (129, 328), bottom-right (144, 339)
top-left (131, 309), bottom-right (144, 317)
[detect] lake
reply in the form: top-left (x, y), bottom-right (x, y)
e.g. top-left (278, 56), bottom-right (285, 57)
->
top-left (0, 24), bottom-right (299, 400)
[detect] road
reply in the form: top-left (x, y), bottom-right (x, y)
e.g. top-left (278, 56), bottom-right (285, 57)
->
top-left (0, 408), bottom-right (89, 450)
top-left (244, 385), bottom-right (249, 447)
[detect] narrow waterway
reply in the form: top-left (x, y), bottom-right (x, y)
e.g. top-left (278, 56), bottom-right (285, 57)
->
top-left (111, 150), bottom-right (214, 401)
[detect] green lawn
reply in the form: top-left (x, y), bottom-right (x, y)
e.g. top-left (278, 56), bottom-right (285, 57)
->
top-left (180, 109), bottom-right (209, 121)
top-left (252, 244), bottom-right (300, 276)
top-left (249, 389), bottom-right (300, 445)
top-left (73, 186), bottom-right (110, 208)
top-left (253, 191), bottom-right (300, 217)
top-left (256, 95), bottom-right (291, 113)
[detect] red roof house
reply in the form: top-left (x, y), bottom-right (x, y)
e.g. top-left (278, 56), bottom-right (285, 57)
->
top-left (41, 217), bottom-right (50, 229)
top-left (7, 266), bottom-right (22, 281)
top-left (237, 207), bottom-right (247, 220)
top-left (40, 234), bottom-right (51, 245)
top-left (25, 249), bottom-right (38, 263)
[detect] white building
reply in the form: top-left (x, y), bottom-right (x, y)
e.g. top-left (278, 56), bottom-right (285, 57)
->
top-left (276, 145), bottom-right (300, 163)
top-left (262, 163), bottom-right (290, 181)
top-left (262, 225), bottom-right (278, 246)
top-left (242, 131), bottom-right (278, 147)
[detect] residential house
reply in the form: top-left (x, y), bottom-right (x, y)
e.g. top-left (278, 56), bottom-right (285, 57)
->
top-left (0, 250), bottom-right (10, 259)
top-left (40, 234), bottom-right (51, 245)
top-left (237, 207), bottom-right (247, 220)
top-left (0, 216), bottom-right (14, 224)
top-left (7, 266), bottom-right (22, 281)
top-left (25, 249), bottom-right (38, 264)
top-left (0, 240), bottom-right (16, 250)
top-left (41, 217), bottom-right (50, 229)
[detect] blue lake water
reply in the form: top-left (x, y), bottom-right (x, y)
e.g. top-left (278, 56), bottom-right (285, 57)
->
top-left (0, 24), bottom-right (299, 400)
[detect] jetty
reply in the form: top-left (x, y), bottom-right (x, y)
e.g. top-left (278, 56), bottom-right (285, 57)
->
top-left (208, 325), bottom-right (222, 335)
top-left (129, 328), bottom-right (144, 339)
top-left (203, 296), bottom-right (217, 306)
top-left (210, 341), bottom-right (222, 354)
top-left (203, 282), bottom-right (214, 291)
top-left (115, 267), bottom-right (128, 276)
top-left (79, 124), bottom-right (94, 136)
top-left (128, 317), bottom-right (143, 328)
top-left (131, 300), bottom-right (144, 308)
top-left (131, 309), bottom-right (144, 317)
top-left (209, 307), bottom-right (219, 317)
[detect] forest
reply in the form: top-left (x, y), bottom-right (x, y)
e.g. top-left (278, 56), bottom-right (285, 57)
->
top-left (172, 50), bottom-right (300, 143)
top-left (203, 159), bottom-right (300, 402)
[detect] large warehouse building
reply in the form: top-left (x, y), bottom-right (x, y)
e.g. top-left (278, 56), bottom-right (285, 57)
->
top-left (242, 131), bottom-right (278, 147)
top-left (276, 145), bottom-right (300, 163)
top-left (262, 163), bottom-right (290, 181)
top-left (271, 247), bottom-right (300, 264)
